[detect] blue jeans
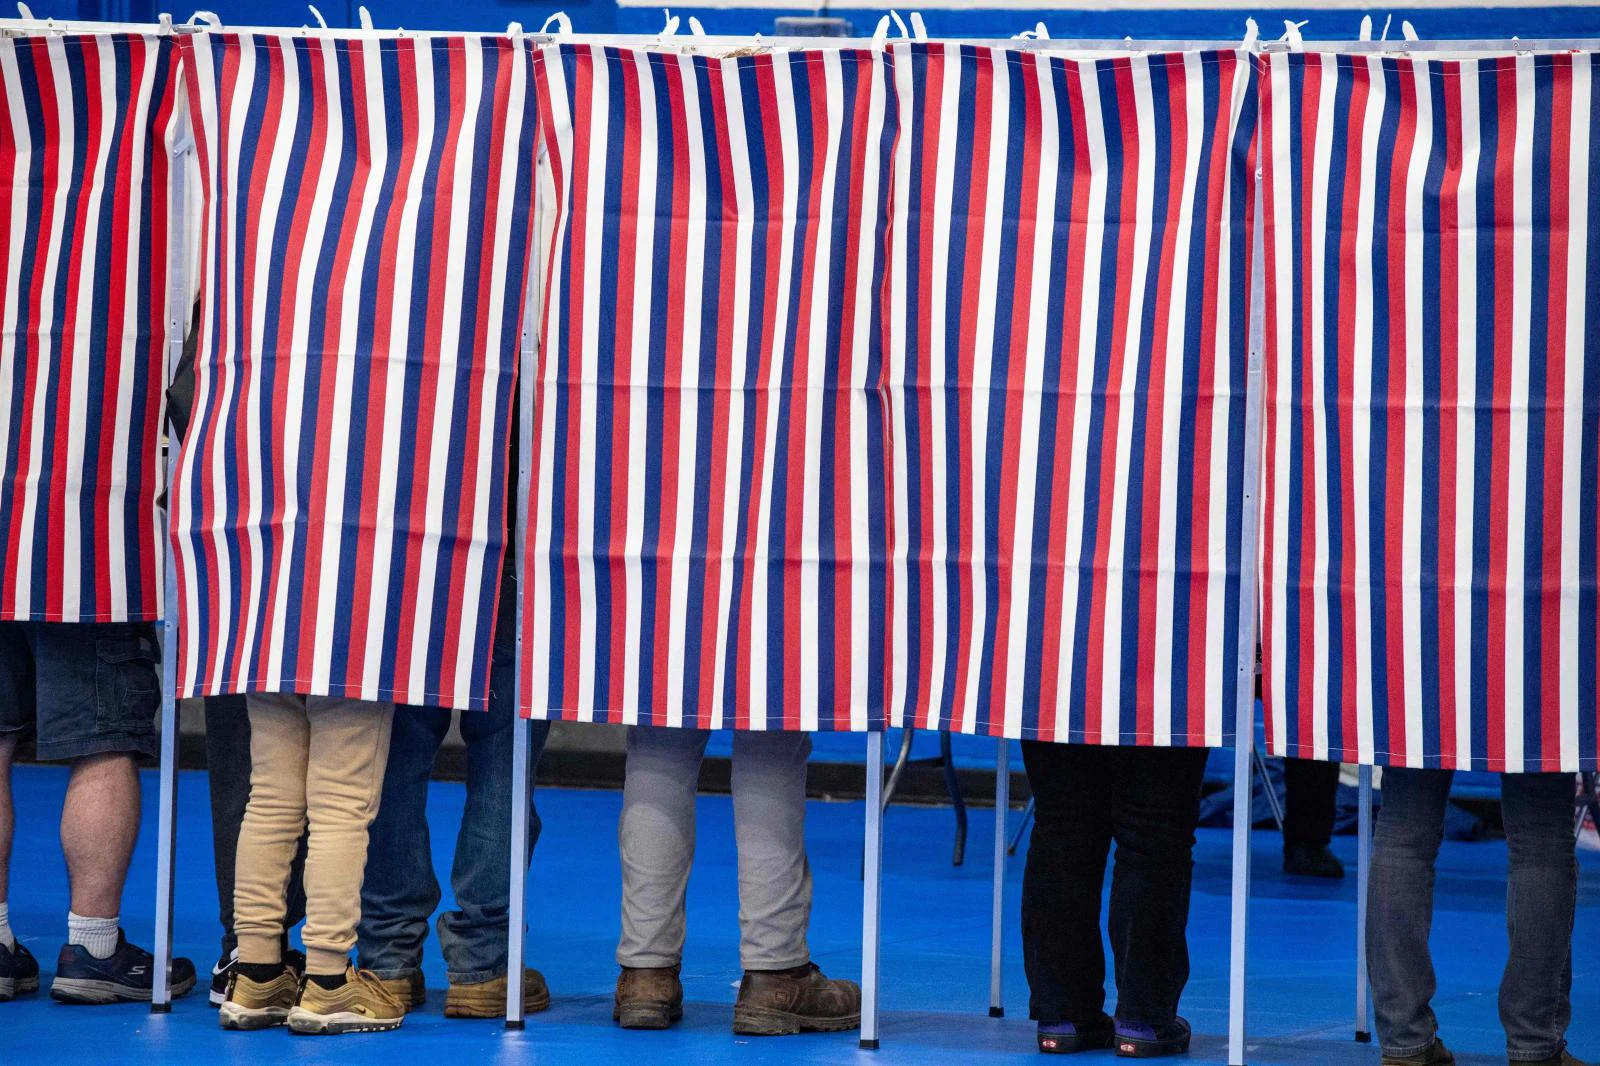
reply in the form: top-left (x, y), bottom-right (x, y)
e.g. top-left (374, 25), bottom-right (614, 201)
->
top-left (356, 634), bottom-right (550, 984)
top-left (1368, 768), bottom-right (1575, 1062)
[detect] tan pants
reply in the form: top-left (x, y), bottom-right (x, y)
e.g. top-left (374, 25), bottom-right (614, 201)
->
top-left (234, 693), bottom-right (394, 975)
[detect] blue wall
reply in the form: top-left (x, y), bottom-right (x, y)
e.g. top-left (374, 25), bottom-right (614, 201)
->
top-left (43, 0), bottom-right (1600, 40)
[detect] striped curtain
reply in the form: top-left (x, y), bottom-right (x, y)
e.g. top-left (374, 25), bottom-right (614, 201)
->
top-left (1259, 51), bottom-right (1600, 770)
top-left (525, 44), bottom-right (895, 730)
top-left (0, 33), bottom-right (177, 623)
top-left (172, 33), bottom-right (538, 711)
top-left (888, 45), bottom-right (1259, 744)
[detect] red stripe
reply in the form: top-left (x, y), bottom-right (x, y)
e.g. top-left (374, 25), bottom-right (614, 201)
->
top-left (1485, 60), bottom-right (1517, 771)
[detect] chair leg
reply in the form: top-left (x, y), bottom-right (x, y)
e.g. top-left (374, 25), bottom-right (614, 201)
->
top-left (941, 732), bottom-right (966, 866)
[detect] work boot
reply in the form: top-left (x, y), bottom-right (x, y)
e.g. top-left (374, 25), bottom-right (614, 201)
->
top-left (613, 965), bottom-right (683, 1030)
top-left (732, 962), bottom-right (860, 1036)
top-left (1382, 1038), bottom-right (1455, 1065)
top-left (1284, 842), bottom-right (1345, 879)
top-left (446, 968), bottom-right (551, 1019)
top-left (374, 969), bottom-right (426, 1012)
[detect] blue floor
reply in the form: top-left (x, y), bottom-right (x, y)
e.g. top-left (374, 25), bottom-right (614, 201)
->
top-left (4, 763), bottom-right (1597, 1065)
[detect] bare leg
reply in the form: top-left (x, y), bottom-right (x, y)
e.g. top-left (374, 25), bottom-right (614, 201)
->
top-left (60, 752), bottom-right (141, 918)
top-left (0, 732), bottom-right (15, 905)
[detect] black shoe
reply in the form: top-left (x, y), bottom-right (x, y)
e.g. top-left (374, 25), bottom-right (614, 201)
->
top-left (0, 940), bottom-right (40, 1001)
top-left (1382, 1038), bottom-right (1455, 1065)
top-left (211, 946), bottom-right (305, 1006)
top-left (1284, 842), bottom-right (1345, 879)
top-left (51, 931), bottom-right (197, 1004)
top-left (1037, 1015), bottom-right (1115, 1053)
top-left (1115, 1017), bottom-right (1191, 1058)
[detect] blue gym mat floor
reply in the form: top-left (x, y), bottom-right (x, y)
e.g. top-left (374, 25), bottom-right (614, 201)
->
top-left (4, 761), bottom-right (1596, 1065)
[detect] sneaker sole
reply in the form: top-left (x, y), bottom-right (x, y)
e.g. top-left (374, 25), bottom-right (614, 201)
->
top-left (51, 974), bottom-right (196, 1005)
top-left (732, 1006), bottom-right (860, 1036)
top-left (1115, 1034), bottom-right (1192, 1058)
top-left (0, 975), bottom-right (41, 1001)
top-left (614, 1003), bottom-right (683, 1030)
top-left (1039, 1031), bottom-right (1116, 1054)
top-left (219, 1001), bottom-right (292, 1030)
top-left (444, 988), bottom-right (551, 1019)
top-left (287, 1006), bottom-right (405, 1035)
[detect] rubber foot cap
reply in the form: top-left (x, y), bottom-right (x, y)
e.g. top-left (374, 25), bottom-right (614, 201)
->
top-left (989, 1006), bottom-right (1005, 1018)
top-left (505, 1019), bottom-right (526, 1032)
top-left (859, 1039), bottom-right (880, 1050)
top-left (150, 1003), bottom-right (172, 1014)
top-left (1355, 1031), bottom-right (1372, 1044)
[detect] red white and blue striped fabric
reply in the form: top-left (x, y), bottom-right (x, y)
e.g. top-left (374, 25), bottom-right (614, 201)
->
top-left (0, 33), bottom-right (177, 623)
top-left (1259, 51), bottom-right (1600, 771)
top-left (525, 44), bottom-right (895, 730)
top-left (173, 32), bottom-right (538, 711)
top-left (888, 45), bottom-right (1258, 745)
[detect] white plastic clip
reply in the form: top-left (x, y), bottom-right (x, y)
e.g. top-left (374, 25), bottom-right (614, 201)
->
top-left (357, 5), bottom-right (373, 30)
top-left (1379, 13), bottom-right (1392, 41)
top-left (1281, 19), bottom-right (1306, 50)
top-left (1013, 21), bottom-right (1048, 40)
top-left (909, 11), bottom-right (928, 40)
top-left (1401, 19), bottom-right (1419, 41)
top-left (1357, 15), bottom-right (1371, 42)
top-left (158, 12), bottom-right (174, 33)
top-left (306, 4), bottom-right (326, 27)
top-left (187, 10), bottom-right (221, 29)
top-left (687, 15), bottom-right (706, 36)
top-left (1241, 17), bottom-right (1258, 50)
top-left (886, 10), bottom-right (907, 39)
top-left (15, 2), bottom-right (34, 19)
top-left (506, 20), bottom-right (522, 37)
top-left (870, 14), bottom-right (890, 47)
top-left (539, 11), bottom-right (572, 35)
top-left (659, 8), bottom-right (679, 36)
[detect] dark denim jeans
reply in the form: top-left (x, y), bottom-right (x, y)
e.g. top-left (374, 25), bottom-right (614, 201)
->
top-left (1019, 741), bottom-right (1209, 1027)
top-left (356, 624), bottom-right (551, 984)
top-left (1368, 768), bottom-right (1576, 1062)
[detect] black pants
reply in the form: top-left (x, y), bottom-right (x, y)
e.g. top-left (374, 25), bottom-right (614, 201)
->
top-left (1282, 757), bottom-right (1340, 848)
top-left (206, 695), bottom-right (306, 957)
top-left (1020, 741), bottom-right (1209, 1027)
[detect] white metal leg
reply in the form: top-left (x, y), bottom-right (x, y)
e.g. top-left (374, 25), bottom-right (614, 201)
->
top-left (152, 136), bottom-right (190, 1014)
top-left (1355, 765), bottom-right (1373, 1043)
top-left (1227, 148), bottom-right (1269, 1066)
top-left (989, 739), bottom-right (1008, 1018)
top-left (861, 731), bottom-right (885, 1049)
top-left (505, 716), bottom-right (531, 1028)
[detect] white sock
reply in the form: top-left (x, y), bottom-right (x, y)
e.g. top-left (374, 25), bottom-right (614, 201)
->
top-left (67, 912), bottom-right (119, 960)
top-left (0, 903), bottom-right (13, 950)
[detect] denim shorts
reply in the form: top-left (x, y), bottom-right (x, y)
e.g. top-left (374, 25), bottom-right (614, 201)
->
top-left (0, 621), bottom-right (161, 762)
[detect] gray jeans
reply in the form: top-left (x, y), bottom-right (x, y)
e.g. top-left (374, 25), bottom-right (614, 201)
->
top-left (616, 726), bottom-right (812, 972)
top-left (1368, 768), bottom-right (1576, 1062)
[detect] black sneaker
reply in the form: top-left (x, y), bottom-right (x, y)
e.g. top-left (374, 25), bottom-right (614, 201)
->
top-left (211, 946), bottom-right (305, 1006)
top-left (1, 940), bottom-right (40, 1001)
top-left (1284, 842), bottom-right (1346, 879)
top-left (51, 931), bottom-right (197, 1004)
top-left (1115, 1017), bottom-right (1191, 1058)
top-left (1038, 1014), bottom-right (1115, 1053)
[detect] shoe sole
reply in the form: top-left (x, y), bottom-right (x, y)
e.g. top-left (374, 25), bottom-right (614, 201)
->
top-left (445, 989), bottom-right (551, 1019)
top-left (1039, 1032), bottom-right (1116, 1054)
top-left (614, 1003), bottom-right (683, 1030)
top-left (1115, 1034), bottom-right (1192, 1058)
top-left (0, 975), bottom-right (41, 1001)
top-left (219, 1001), bottom-right (292, 1030)
top-left (732, 1006), bottom-right (860, 1036)
top-left (51, 974), bottom-right (197, 1005)
top-left (286, 1006), bottom-right (405, 1035)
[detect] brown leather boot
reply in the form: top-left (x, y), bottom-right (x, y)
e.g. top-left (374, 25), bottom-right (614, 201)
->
top-left (613, 965), bottom-right (683, 1030)
top-left (732, 962), bottom-right (860, 1036)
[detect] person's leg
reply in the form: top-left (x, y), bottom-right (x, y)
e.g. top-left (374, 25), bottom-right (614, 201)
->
top-left (615, 725), bottom-right (710, 968)
top-left (1282, 757), bottom-right (1344, 877)
top-left (299, 696), bottom-right (394, 978)
top-left (1367, 767), bottom-right (1453, 1060)
top-left (0, 733), bottom-right (16, 941)
top-left (356, 703), bottom-right (449, 987)
top-left (1497, 772), bottom-right (1577, 1062)
top-left (1020, 740), bottom-right (1115, 1028)
top-left (1105, 745), bottom-right (1209, 1029)
top-left (728, 728), bottom-right (813, 971)
top-left (60, 752), bottom-right (140, 922)
top-left (234, 693), bottom-right (311, 967)
top-left (436, 701), bottom-right (551, 985)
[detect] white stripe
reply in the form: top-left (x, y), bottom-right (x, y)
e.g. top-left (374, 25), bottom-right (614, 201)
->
top-left (621, 48), bottom-right (655, 726)
top-left (1307, 52), bottom-right (1337, 760)
top-left (0, 42), bottom-right (33, 618)
top-left (1401, 57), bottom-right (1431, 767)
top-left (886, 43), bottom-right (913, 730)
top-left (1452, 60), bottom-right (1479, 766)
top-left (1558, 56), bottom-right (1590, 772)
top-left (1266, 52), bottom-right (1294, 757)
